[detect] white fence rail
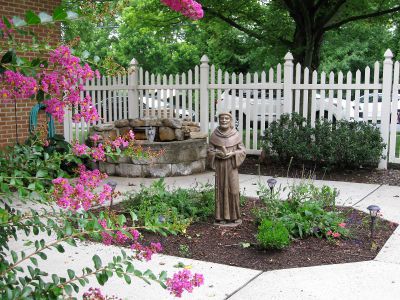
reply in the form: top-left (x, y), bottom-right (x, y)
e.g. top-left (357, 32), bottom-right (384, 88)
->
top-left (64, 49), bottom-right (400, 169)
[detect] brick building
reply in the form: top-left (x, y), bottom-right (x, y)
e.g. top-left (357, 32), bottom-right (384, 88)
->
top-left (0, 0), bottom-right (62, 147)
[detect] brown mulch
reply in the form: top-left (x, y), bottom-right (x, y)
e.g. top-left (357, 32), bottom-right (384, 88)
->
top-left (139, 199), bottom-right (397, 271)
top-left (239, 155), bottom-right (400, 186)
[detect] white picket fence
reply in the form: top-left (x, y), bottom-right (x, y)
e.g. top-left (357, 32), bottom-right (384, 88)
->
top-left (64, 49), bottom-right (400, 169)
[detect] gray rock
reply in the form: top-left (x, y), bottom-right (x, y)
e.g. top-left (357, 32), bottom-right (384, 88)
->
top-left (115, 163), bottom-right (142, 177)
top-left (130, 118), bottom-right (146, 127)
top-left (189, 132), bottom-right (208, 139)
top-left (114, 119), bottom-right (130, 128)
top-left (171, 159), bottom-right (206, 176)
top-left (182, 121), bottom-right (200, 127)
top-left (99, 162), bottom-right (116, 175)
top-left (93, 123), bottom-right (115, 131)
top-left (175, 129), bottom-right (184, 141)
top-left (144, 118), bottom-right (163, 127)
top-left (142, 164), bottom-right (172, 177)
top-left (159, 127), bottom-right (176, 141)
top-left (162, 118), bottom-right (182, 129)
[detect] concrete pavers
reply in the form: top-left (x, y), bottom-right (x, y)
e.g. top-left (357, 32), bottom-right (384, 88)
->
top-left (229, 261), bottom-right (400, 300)
top-left (23, 240), bottom-right (261, 300)
top-left (8, 174), bottom-right (400, 299)
top-left (354, 184), bottom-right (400, 224)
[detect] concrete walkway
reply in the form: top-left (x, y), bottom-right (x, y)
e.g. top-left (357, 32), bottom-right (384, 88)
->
top-left (9, 172), bottom-right (400, 299)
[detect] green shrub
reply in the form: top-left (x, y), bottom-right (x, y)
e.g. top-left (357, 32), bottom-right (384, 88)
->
top-left (254, 182), bottom-right (349, 240)
top-left (257, 219), bottom-right (291, 249)
top-left (262, 113), bottom-right (385, 169)
top-left (122, 179), bottom-right (214, 233)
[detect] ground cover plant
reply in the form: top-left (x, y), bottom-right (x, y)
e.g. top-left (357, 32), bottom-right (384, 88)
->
top-left (254, 183), bottom-right (349, 249)
top-left (120, 179), bottom-right (214, 233)
top-left (0, 2), bottom-right (206, 299)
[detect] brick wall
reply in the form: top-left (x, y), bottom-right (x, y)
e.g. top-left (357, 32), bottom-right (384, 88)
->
top-left (0, 0), bottom-right (62, 147)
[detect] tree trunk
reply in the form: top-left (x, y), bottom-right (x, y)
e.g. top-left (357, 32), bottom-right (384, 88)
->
top-left (291, 26), bottom-right (323, 71)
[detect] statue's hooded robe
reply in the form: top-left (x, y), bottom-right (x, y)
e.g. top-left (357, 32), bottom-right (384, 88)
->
top-left (208, 127), bottom-right (246, 221)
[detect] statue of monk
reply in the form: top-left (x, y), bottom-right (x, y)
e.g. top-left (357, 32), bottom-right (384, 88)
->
top-left (208, 113), bottom-right (246, 225)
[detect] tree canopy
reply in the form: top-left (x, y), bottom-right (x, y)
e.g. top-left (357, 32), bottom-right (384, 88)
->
top-left (63, 0), bottom-right (400, 74)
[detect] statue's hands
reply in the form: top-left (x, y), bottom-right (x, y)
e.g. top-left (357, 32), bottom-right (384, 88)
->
top-left (217, 151), bottom-right (234, 159)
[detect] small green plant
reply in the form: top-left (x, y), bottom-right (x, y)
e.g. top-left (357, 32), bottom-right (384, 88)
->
top-left (254, 182), bottom-right (348, 240)
top-left (178, 244), bottom-right (191, 258)
top-left (122, 179), bottom-right (214, 233)
top-left (257, 219), bottom-right (291, 249)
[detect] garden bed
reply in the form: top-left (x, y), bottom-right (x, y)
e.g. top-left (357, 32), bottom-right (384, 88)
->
top-left (239, 155), bottom-right (400, 187)
top-left (105, 198), bottom-right (397, 271)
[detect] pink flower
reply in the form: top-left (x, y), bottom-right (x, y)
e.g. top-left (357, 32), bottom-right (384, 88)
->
top-left (166, 269), bottom-right (204, 297)
top-left (338, 223), bottom-right (346, 228)
top-left (332, 232), bottom-right (341, 238)
top-left (326, 230), bottom-right (332, 236)
top-left (161, 0), bottom-right (204, 20)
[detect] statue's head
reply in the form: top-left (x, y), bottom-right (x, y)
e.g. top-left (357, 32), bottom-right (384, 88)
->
top-left (218, 112), bottom-right (233, 130)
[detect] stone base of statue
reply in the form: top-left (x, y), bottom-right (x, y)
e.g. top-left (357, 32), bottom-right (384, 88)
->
top-left (213, 219), bottom-right (242, 227)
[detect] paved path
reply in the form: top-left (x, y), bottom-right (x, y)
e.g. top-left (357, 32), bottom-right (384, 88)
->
top-left (9, 172), bottom-right (400, 299)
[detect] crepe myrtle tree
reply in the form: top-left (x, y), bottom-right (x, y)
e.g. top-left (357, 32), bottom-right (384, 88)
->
top-left (0, 1), bottom-right (204, 298)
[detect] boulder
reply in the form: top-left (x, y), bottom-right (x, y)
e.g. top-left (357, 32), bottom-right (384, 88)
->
top-left (93, 123), bottom-right (115, 131)
top-left (118, 126), bottom-right (132, 136)
top-left (182, 121), bottom-right (199, 127)
top-left (189, 132), bottom-right (208, 139)
top-left (129, 118), bottom-right (146, 127)
top-left (159, 127), bottom-right (176, 141)
top-left (175, 129), bottom-right (184, 141)
top-left (162, 118), bottom-right (182, 129)
top-left (114, 119), bottom-right (130, 128)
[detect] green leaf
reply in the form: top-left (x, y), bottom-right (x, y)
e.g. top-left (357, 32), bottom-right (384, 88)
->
top-left (12, 16), bottom-right (26, 27)
top-left (65, 223), bottom-right (72, 235)
top-left (124, 274), bottom-right (131, 284)
top-left (66, 238), bottom-right (77, 247)
top-left (117, 214), bottom-right (126, 226)
top-left (11, 250), bottom-right (18, 263)
top-left (38, 12), bottom-right (53, 23)
top-left (159, 271), bottom-right (167, 281)
top-left (25, 10), bottom-right (41, 25)
top-left (64, 285), bottom-right (73, 296)
top-left (30, 257), bottom-right (38, 266)
top-left (37, 252), bottom-right (47, 260)
top-left (1, 50), bottom-right (14, 64)
top-left (54, 244), bottom-right (65, 253)
top-left (92, 255), bottom-right (102, 269)
top-left (36, 89), bottom-right (45, 102)
top-left (52, 274), bottom-right (59, 284)
top-left (53, 7), bottom-right (68, 21)
top-left (82, 50), bottom-right (90, 59)
top-left (35, 169), bottom-right (48, 178)
top-left (2, 17), bottom-right (12, 28)
top-left (67, 269), bottom-right (75, 279)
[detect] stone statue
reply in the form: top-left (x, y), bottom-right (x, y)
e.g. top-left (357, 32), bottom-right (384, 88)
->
top-left (208, 113), bottom-right (246, 225)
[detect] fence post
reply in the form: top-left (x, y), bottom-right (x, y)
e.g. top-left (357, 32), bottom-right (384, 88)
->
top-left (378, 49), bottom-right (394, 169)
top-left (283, 52), bottom-right (294, 114)
top-left (128, 58), bottom-right (139, 119)
top-left (63, 108), bottom-right (71, 143)
top-left (200, 55), bottom-right (209, 133)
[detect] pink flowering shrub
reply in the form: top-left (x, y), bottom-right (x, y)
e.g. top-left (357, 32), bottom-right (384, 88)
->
top-left (0, 45), bottom-right (100, 124)
top-left (51, 165), bottom-right (112, 211)
top-left (166, 269), bottom-right (204, 297)
top-left (161, 0), bottom-right (204, 20)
